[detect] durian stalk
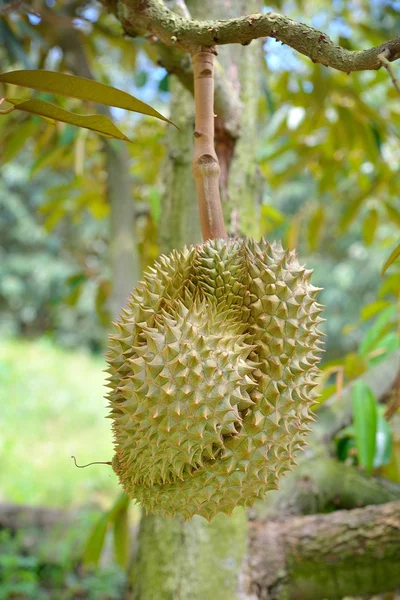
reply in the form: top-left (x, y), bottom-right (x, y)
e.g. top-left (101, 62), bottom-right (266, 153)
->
top-left (192, 49), bottom-right (227, 241)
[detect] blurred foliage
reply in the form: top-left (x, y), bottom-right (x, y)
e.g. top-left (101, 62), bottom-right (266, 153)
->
top-left (0, 527), bottom-right (127, 599)
top-left (0, 338), bottom-right (121, 506)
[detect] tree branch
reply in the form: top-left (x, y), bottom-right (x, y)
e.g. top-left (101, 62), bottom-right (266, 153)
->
top-left (247, 500), bottom-right (400, 600)
top-left (116, 0), bottom-right (400, 71)
top-left (253, 456), bottom-right (400, 519)
top-left (154, 43), bottom-right (242, 138)
top-left (192, 49), bottom-right (227, 240)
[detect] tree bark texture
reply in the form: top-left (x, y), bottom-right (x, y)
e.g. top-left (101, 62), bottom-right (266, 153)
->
top-left (159, 77), bottom-right (201, 253)
top-left (247, 501), bottom-right (400, 600)
top-left (132, 509), bottom-right (248, 600)
top-left (253, 456), bottom-right (400, 519)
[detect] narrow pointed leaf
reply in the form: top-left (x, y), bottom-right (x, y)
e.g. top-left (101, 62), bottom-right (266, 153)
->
top-left (359, 305), bottom-right (397, 356)
top-left (362, 208), bottom-right (378, 246)
top-left (83, 512), bottom-right (110, 567)
top-left (352, 380), bottom-right (377, 474)
top-left (0, 69), bottom-right (173, 124)
top-left (112, 494), bottom-right (130, 568)
top-left (308, 206), bottom-right (325, 251)
top-left (6, 98), bottom-right (130, 141)
top-left (381, 241), bottom-right (400, 276)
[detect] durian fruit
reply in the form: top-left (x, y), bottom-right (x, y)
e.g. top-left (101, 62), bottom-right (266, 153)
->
top-left (106, 238), bottom-right (324, 520)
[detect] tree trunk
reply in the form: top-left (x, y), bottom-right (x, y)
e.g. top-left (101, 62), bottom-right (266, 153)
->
top-left (132, 2), bottom-right (262, 598)
top-left (106, 141), bottom-right (139, 318)
top-left (159, 77), bottom-right (202, 253)
top-left (247, 501), bottom-right (400, 600)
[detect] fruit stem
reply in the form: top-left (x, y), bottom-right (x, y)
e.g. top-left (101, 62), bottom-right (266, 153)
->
top-left (192, 49), bottom-right (227, 241)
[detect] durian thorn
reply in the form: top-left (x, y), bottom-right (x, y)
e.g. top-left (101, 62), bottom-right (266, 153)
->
top-left (71, 456), bottom-right (112, 468)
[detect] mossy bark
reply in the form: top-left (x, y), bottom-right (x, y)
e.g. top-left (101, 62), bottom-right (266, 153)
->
top-left (253, 455), bottom-right (400, 519)
top-left (159, 77), bottom-right (201, 253)
top-left (248, 501), bottom-right (400, 600)
top-left (132, 509), bottom-right (247, 600)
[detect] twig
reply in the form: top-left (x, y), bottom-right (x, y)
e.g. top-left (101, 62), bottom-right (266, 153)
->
top-left (0, 0), bottom-right (23, 14)
top-left (192, 49), bottom-right (227, 241)
top-left (0, 99), bottom-right (15, 115)
top-left (378, 49), bottom-right (400, 95)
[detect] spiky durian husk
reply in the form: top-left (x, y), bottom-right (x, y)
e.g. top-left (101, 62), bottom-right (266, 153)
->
top-left (106, 239), bottom-right (324, 520)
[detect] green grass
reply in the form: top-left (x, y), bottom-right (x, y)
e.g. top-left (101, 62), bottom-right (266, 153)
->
top-left (0, 338), bottom-right (120, 508)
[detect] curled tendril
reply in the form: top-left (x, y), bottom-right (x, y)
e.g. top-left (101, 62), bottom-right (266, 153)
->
top-left (71, 455), bottom-right (112, 468)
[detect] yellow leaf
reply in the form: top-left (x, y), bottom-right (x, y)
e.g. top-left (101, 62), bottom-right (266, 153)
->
top-left (307, 206), bottom-right (325, 251)
top-left (362, 208), bottom-right (378, 246)
top-left (381, 241), bottom-right (400, 276)
top-left (7, 98), bottom-right (131, 141)
top-left (0, 69), bottom-right (173, 125)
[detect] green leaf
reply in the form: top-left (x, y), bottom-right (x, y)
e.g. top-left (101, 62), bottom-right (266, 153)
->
top-left (95, 280), bottom-right (111, 326)
top-left (307, 206), bottom-right (325, 251)
top-left (82, 492), bottom-right (130, 569)
top-left (359, 305), bottom-right (397, 357)
top-left (159, 74), bottom-right (169, 93)
top-left (337, 436), bottom-right (356, 463)
top-left (384, 202), bottom-right (400, 228)
top-left (379, 273), bottom-right (400, 298)
top-left (339, 184), bottom-right (378, 233)
top-left (112, 495), bottom-right (130, 568)
top-left (108, 491), bottom-right (130, 522)
top-left (31, 143), bottom-right (67, 177)
top-left (83, 512), bottom-right (110, 568)
top-left (148, 187), bottom-right (162, 223)
top-left (261, 204), bottom-right (285, 225)
top-left (3, 118), bottom-right (37, 162)
top-left (7, 98), bottom-right (131, 141)
top-left (352, 380), bottom-right (378, 474)
top-left (368, 332), bottom-right (400, 366)
top-left (361, 300), bottom-right (390, 321)
top-left (381, 241), bottom-right (400, 276)
top-left (0, 69), bottom-right (173, 125)
top-left (362, 208), bottom-right (378, 246)
top-left (261, 204), bottom-right (285, 235)
top-left (373, 408), bottom-right (392, 469)
top-left (314, 383), bottom-right (337, 407)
